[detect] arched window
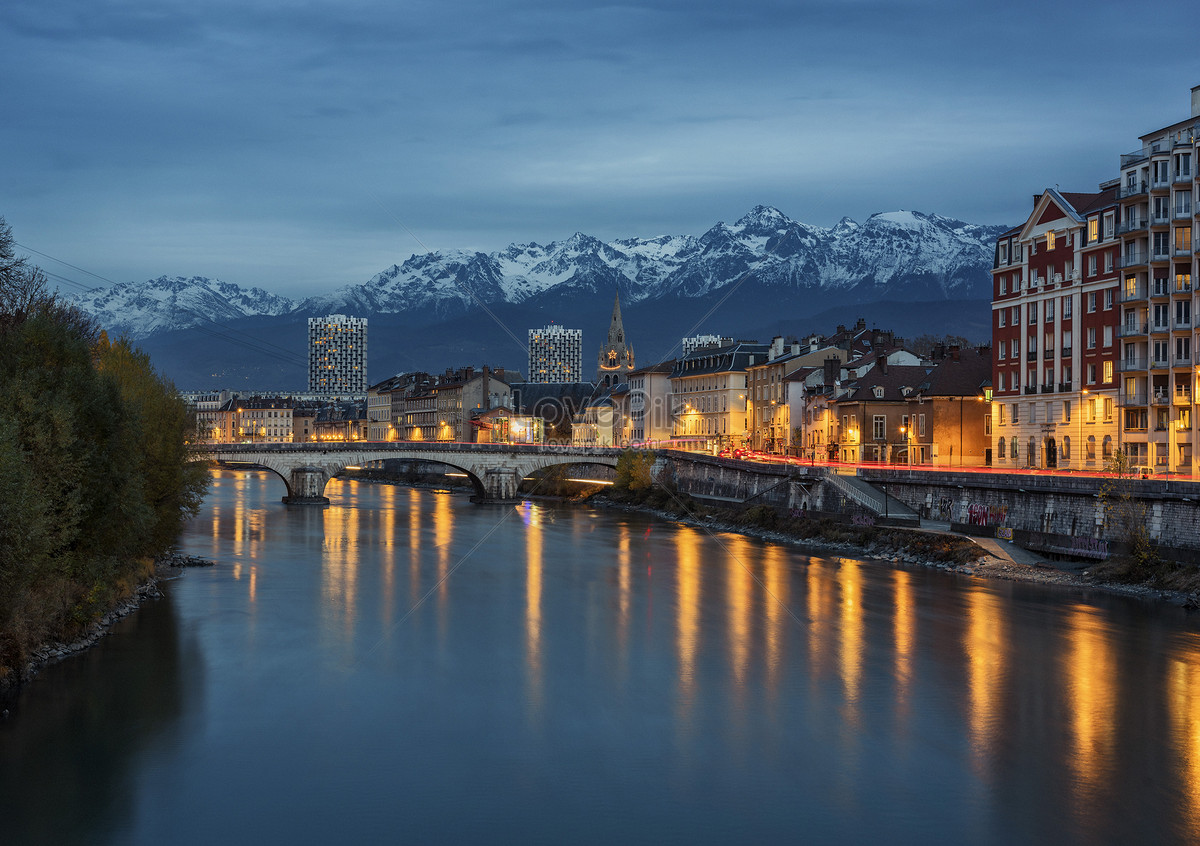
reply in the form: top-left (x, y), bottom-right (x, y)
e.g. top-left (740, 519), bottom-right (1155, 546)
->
top-left (1011, 437), bottom-right (1018, 459)
top-left (998, 436), bottom-right (1006, 459)
top-left (1062, 435), bottom-right (1071, 460)
top-left (1087, 435), bottom-right (1097, 460)
top-left (1102, 435), bottom-right (1113, 458)
top-left (1027, 436), bottom-right (1036, 465)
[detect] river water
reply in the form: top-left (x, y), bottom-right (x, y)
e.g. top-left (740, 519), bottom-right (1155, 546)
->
top-left (2, 468), bottom-right (1200, 845)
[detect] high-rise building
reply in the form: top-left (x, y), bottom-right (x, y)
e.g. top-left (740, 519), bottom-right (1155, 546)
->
top-left (1111, 87), bottom-right (1200, 473)
top-left (528, 324), bottom-right (582, 383)
top-left (308, 314), bottom-right (367, 395)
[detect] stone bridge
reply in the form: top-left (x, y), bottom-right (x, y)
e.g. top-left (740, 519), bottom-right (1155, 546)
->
top-left (192, 442), bottom-right (624, 503)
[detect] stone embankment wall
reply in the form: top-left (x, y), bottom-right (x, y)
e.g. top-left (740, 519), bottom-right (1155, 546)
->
top-left (654, 453), bottom-right (865, 519)
top-left (653, 451), bottom-right (1200, 559)
top-left (860, 468), bottom-right (1200, 561)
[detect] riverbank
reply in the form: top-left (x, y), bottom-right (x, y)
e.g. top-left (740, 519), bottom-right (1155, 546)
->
top-left (0, 552), bottom-right (213, 709)
top-left (587, 490), bottom-right (1200, 610)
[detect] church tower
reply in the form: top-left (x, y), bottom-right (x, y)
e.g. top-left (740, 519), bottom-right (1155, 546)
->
top-left (596, 290), bottom-right (635, 387)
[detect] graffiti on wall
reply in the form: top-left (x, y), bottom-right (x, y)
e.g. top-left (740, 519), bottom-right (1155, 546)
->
top-left (966, 503), bottom-right (1009, 527)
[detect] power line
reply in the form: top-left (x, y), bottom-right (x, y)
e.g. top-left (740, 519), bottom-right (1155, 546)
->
top-left (18, 242), bottom-right (308, 366)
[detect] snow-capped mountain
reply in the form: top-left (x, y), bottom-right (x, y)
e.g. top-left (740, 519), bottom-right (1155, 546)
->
top-left (71, 207), bottom-right (1009, 339)
top-left (70, 275), bottom-right (294, 339)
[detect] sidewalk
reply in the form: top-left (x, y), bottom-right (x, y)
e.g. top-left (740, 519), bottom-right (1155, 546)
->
top-left (920, 519), bottom-right (1090, 573)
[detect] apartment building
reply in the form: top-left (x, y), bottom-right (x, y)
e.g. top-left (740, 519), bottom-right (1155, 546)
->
top-left (992, 188), bottom-right (1121, 469)
top-left (669, 340), bottom-right (770, 451)
top-left (529, 324), bottom-right (583, 383)
top-left (627, 362), bottom-right (674, 445)
top-left (308, 314), bottom-right (367, 396)
top-left (1113, 90), bottom-right (1200, 472)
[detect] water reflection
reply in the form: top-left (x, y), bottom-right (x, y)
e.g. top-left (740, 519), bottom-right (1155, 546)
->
top-left (5, 470), bottom-right (1200, 846)
top-left (674, 526), bottom-right (703, 731)
top-left (523, 501), bottom-right (544, 719)
top-left (964, 586), bottom-right (1008, 781)
top-left (1062, 603), bottom-right (1117, 820)
top-left (892, 568), bottom-right (916, 725)
top-left (1168, 635), bottom-right (1200, 841)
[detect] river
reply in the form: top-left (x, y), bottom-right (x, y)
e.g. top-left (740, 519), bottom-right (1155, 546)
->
top-left (2, 468), bottom-right (1199, 845)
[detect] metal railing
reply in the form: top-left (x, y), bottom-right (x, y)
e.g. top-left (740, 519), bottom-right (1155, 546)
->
top-left (1119, 323), bottom-right (1148, 337)
top-left (1120, 251), bottom-right (1149, 268)
top-left (1118, 219), bottom-right (1148, 234)
top-left (1121, 283), bottom-right (1147, 302)
top-left (1118, 357), bottom-right (1147, 371)
top-left (1118, 180), bottom-right (1148, 198)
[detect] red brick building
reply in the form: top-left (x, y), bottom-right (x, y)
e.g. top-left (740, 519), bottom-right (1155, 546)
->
top-left (991, 188), bottom-right (1121, 469)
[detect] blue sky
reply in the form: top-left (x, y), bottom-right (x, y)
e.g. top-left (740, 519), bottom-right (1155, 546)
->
top-left (3, 0), bottom-right (1198, 297)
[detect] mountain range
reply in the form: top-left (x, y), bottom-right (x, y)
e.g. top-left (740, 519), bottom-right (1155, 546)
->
top-left (68, 206), bottom-right (1009, 389)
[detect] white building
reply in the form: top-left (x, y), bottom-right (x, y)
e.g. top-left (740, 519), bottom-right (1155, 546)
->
top-left (308, 314), bottom-right (367, 396)
top-left (681, 334), bottom-right (732, 357)
top-left (529, 324), bottom-right (583, 383)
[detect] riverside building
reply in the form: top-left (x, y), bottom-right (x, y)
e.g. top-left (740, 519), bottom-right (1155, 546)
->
top-left (992, 188), bottom-right (1121, 470)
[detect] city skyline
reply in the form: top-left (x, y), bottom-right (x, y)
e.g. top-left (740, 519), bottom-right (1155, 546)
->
top-left (3, 0), bottom-right (1198, 298)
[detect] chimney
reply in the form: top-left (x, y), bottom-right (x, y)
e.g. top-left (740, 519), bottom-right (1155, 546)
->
top-left (482, 366), bottom-right (491, 411)
top-left (823, 356), bottom-right (839, 387)
top-left (950, 344), bottom-right (961, 361)
top-left (855, 317), bottom-right (866, 331)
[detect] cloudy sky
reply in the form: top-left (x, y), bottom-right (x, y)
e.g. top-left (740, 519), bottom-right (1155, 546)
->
top-left (3, 0), bottom-right (1198, 297)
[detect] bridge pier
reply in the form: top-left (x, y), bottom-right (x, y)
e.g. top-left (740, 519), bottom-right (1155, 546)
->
top-left (479, 467), bottom-right (522, 502)
top-left (282, 466), bottom-right (331, 505)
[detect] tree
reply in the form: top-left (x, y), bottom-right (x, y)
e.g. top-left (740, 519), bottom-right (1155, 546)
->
top-left (614, 449), bottom-right (655, 492)
top-left (1098, 448), bottom-right (1163, 580)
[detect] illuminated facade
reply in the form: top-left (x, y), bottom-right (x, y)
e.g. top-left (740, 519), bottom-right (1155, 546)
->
top-left (1112, 90), bottom-right (1200, 473)
top-left (308, 314), bottom-right (367, 395)
top-left (992, 189), bottom-right (1121, 470)
top-left (528, 324), bottom-right (582, 383)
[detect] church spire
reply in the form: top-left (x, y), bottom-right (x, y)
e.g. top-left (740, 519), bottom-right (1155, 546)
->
top-left (597, 288), bottom-right (634, 386)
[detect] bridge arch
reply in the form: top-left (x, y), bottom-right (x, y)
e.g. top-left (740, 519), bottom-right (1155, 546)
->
top-left (197, 443), bottom-right (621, 503)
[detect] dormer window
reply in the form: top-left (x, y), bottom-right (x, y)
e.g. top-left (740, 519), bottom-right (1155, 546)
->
top-left (872, 386), bottom-right (884, 399)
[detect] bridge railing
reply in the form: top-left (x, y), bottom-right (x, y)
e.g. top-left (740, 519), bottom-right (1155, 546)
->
top-left (191, 441), bottom-right (626, 459)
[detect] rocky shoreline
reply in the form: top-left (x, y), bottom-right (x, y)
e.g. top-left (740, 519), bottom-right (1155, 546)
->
top-left (590, 496), bottom-right (1200, 611)
top-left (1, 551), bottom-right (214, 710)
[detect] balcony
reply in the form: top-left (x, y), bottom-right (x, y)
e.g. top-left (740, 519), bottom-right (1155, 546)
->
top-left (1153, 213), bottom-right (1172, 226)
top-left (1175, 357), bottom-right (1194, 368)
top-left (1118, 180), bottom-right (1148, 198)
top-left (1150, 322), bottom-right (1171, 334)
top-left (1175, 207), bottom-right (1194, 219)
top-left (1118, 219), bottom-right (1148, 235)
top-left (1120, 251), bottom-right (1149, 269)
top-left (1175, 173), bottom-right (1193, 185)
top-left (1124, 391), bottom-right (1149, 406)
top-left (1152, 392), bottom-right (1171, 405)
top-left (1175, 248), bottom-right (1194, 258)
top-left (1043, 349), bottom-right (1055, 360)
top-left (1023, 386), bottom-right (1037, 395)
top-left (1026, 350), bottom-right (1037, 361)
top-left (1151, 249), bottom-right (1171, 262)
top-left (1058, 382), bottom-right (1073, 392)
top-left (1179, 280), bottom-right (1194, 293)
top-left (1119, 357), bottom-right (1148, 371)
top-left (1151, 281), bottom-right (1170, 297)
top-left (1175, 391), bottom-right (1193, 406)
top-left (1122, 283), bottom-right (1148, 302)
top-left (1151, 358), bottom-right (1171, 369)
top-left (1151, 179), bottom-right (1172, 192)
top-left (1041, 384), bottom-right (1055, 394)
top-left (1061, 346), bottom-right (1073, 357)
top-left (1175, 321), bottom-right (1193, 330)
top-left (1121, 150), bottom-right (1149, 168)
top-left (1119, 323), bottom-right (1148, 338)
